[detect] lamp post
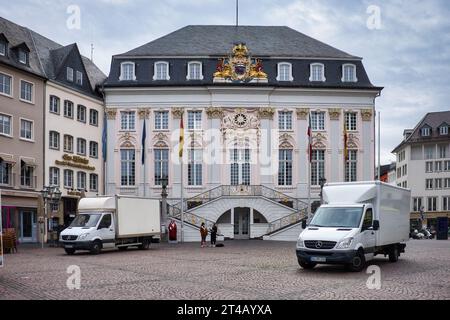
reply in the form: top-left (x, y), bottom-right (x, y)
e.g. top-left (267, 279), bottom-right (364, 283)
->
top-left (319, 177), bottom-right (327, 204)
top-left (160, 176), bottom-right (169, 242)
top-left (40, 186), bottom-right (62, 249)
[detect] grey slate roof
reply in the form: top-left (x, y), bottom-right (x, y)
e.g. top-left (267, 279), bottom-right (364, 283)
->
top-left (120, 25), bottom-right (359, 59)
top-left (392, 111), bottom-right (450, 153)
top-left (0, 16), bottom-right (106, 94)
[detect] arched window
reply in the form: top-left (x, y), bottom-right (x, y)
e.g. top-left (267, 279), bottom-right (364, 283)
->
top-left (119, 62), bottom-right (136, 81)
top-left (277, 62), bottom-right (293, 82)
top-left (342, 64), bottom-right (357, 82)
top-left (187, 62), bottom-right (203, 80)
top-left (153, 61), bottom-right (170, 80)
top-left (309, 63), bottom-right (326, 82)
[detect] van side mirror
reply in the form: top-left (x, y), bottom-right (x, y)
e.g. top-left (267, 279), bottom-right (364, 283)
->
top-left (373, 220), bottom-right (380, 231)
top-left (302, 220), bottom-right (307, 229)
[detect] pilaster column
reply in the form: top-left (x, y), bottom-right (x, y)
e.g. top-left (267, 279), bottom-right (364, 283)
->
top-left (106, 108), bottom-right (117, 195)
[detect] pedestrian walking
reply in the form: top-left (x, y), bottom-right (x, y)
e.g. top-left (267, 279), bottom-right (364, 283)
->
top-left (200, 223), bottom-right (208, 248)
top-left (210, 223), bottom-right (218, 247)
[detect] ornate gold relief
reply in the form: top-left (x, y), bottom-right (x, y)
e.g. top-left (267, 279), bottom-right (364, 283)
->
top-left (172, 107), bottom-right (184, 119)
top-left (206, 107), bottom-right (224, 119)
top-left (257, 107), bottom-right (275, 120)
top-left (361, 109), bottom-right (373, 121)
top-left (138, 108), bottom-right (150, 119)
top-left (106, 108), bottom-right (117, 120)
top-left (296, 108), bottom-right (310, 120)
top-left (328, 108), bottom-right (342, 120)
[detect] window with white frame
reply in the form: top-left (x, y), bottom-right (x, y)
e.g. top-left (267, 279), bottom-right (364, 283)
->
top-left (443, 196), bottom-right (450, 211)
top-left (20, 80), bottom-right (33, 102)
top-left (445, 178), bottom-right (450, 189)
top-left (440, 125), bottom-right (449, 136)
top-left (89, 141), bottom-right (98, 158)
top-left (76, 71), bottom-right (83, 86)
top-left (49, 95), bottom-right (60, 114)
top-left (311, 150), bottom-right (325, 186)
top-left (413, 197), bottom-right (423, 212)
top-left (154, 62), bottom-right (170, 80)
top-left (188, 149), bottom-right (202, 186)
top-left (154, 111), bottom-right (169, 130)
top-left (426, 161), bottom-right (433, 173)
top-left (311, 111), bottom-right (325, 131)
top-left (445, 161), bottom-right (450, 171)
top-left (278, 149), bottom-right (293, 186)
top-left (77, 171), bottom-right (86, 190)
top-left (64, 169), bottom-right (73, 188)
top-left (427, 197), bottom-right (437, 212)
top-left (345, 150), bottom-right (357, 182)
top-left (425, 145), bottom-right (435, 159)
top-left (20, 119), bottom-right (33, 140)
top-left (436, 161), bottom-right (442, 172)
top-left (67, 67), bottom-right (74, 82)
top-left (187, 62), bottom-right (203, 80)
top-left (77, 138), bottom-right (86, 156)
top-left (0, 73), bottom-right (12, 96)
top-left (345, 113), bottom-right (357, 131)
top-left (187, 111), bottom-right (202, 130)
top-left (154, 149), bottom-right (169, 186)
top-left (120, 62), bottom-right (136, 81)
top-left (49, 167), bottom-right (59, 187)
top-left (120, 111), bottom-right (136, 131)
top-left (64, 100), bottom-right (74, 118)
top-left (49, 131), bottom-right (60, 150)
top-left (121, 149), bottom-right (135, 186)
top-left (0, 114), bottom-right (11, 136)
top-left (439, 145), bottom-right (448, 159)
top-left (426, 179), bottom-right (433, 190)
top-left (0, 41), bottom-right (6, 56)
top-left (277, 63), bottom-right (293, 81)
top-left (435, 178), bottom-right (443, 189)
top-left (64, 135), bottom-right (73, 153)
top-left (0, 162), bottom-right (12, 185)
top-left (278, 111), bottom-right (293, 130)
top-left (89, 109), bottom-right (98, 126)
top-left (18, 50), bottom-right (28, 64)
top-left (421, 127), bottom-right (431, 137)
top-left (77, 105), bottom-right (86, 123)
top-left (230, 146), bottom-right (251, 186)
top-left (90, 174), bottom-right (98, 192)
top-left (342, 64), bottom-right (357, 82)
top-left (310, 63), bottom-right (325, 82)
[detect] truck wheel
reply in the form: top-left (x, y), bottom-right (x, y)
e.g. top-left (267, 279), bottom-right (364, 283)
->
top-left (298, 259), bottom-right (317, 270)
top-left (347, 250), bottom-right (366, 272)
top-left (90, 240), bottom-right (102, 255)
top-left (388, 246), bottom-right (399, 262)
top-left (65, 248), bottom-right (76, 255)
top-left (139, 238), bottom-right (150, 250)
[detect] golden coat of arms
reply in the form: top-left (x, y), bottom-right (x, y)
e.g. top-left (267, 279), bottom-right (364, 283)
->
top-left (213, 43), bottom-right (268, 82)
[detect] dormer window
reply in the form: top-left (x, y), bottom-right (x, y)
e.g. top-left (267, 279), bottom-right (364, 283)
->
top-left (342, 64), bottom-right (357, 82)
top-left (276, 63), bottom-right (293, 82)
top-left (67, 67), bottom-right (74, 82)
top-left (0, 41), bottom-right (6, 56)
top-left (18, 49), bottom-right (28, 65)
top-left (154, 62), bottom-right (170, 80)
top-left (309, 63), bottom-right (326, 82)
top-left (440, 124), bottom-right (449, 136)
top-left (187, 62), bottom-right (203, 80)
top-left (119, 62), bottom-right (136, 81)
top-left (76, 71), bottom-right (83, 86)
top-left (421, 127), bottom-right (431, 137)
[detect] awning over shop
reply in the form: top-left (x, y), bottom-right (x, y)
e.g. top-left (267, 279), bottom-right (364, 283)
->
top-left (0, 153), bottom-right (16, 165)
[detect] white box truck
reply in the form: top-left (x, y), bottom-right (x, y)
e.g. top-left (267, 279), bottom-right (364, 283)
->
top-left (60, 196), bottom-right (160, 255)
top-left (296, 181), bottom-right (411, 271)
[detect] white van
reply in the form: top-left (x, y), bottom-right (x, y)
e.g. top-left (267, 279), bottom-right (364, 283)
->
top-left (296, 181), bottom-right (411, 271)
top-left (60, 196), bottom-right (160, 255)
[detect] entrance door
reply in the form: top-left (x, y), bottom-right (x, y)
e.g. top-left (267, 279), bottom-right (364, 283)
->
top-left (231, 149), bottom-right (251, 186)
top-left (20, 210), bottom-right (37, 243)
top-left (234, 208), bottom-right (250, 239)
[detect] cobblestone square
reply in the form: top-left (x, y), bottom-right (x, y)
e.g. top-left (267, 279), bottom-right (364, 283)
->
top-left (0, 240), bottom-right (449, 300)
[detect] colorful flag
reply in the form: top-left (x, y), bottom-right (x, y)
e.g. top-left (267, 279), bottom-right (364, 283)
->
top-left (307, 114), bottom-right (312, 162)
top-left (179, 115), bottom-right (184, 158)
top-left (344, 122), bottom-right (349, 161)
top-left (141, 119), bottom-right (146, 165)
top-left (102, 112), bottom-right (107, 162)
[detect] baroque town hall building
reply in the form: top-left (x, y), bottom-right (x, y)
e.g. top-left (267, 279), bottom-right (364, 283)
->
top-left (103, 26), bottom-right (382, 241)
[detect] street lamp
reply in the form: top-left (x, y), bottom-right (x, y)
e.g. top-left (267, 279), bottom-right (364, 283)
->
top-left (319, 177), bottom-right (327, 204)
top-left (40, 186), bottom-right (62, 249)
top-left (160, 176), bottom-right (169, 242)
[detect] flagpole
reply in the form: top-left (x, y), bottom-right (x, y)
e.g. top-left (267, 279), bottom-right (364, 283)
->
top-left (180, 157), bottom-right (184, 243)
top-left (307, 113), bottom-right (312, 220)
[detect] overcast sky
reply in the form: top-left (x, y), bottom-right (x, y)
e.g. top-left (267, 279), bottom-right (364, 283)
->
top-left (1, 0), bottom-right (449, 165)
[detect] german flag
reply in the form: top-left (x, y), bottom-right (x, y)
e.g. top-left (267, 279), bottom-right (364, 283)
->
top-left (179, 115), bottom-right (184, 158)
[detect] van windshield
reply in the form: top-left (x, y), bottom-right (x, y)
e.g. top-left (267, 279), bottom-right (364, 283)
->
top-left (310, 207), bottom-right (364, 228)
top-left (70, 213), bottom-right (102, 228)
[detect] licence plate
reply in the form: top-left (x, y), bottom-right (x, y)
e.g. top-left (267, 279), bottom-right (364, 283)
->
top-left (65, 245), bottom-right (74, 249)
top-left (311, 257), bottom-right (326, 262)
